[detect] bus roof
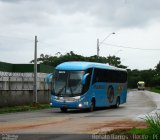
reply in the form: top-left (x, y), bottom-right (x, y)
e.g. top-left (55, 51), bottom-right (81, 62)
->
top-left (138, 81), bottom-right (145, 84)
top-left (56, 61), bottom-right (126, 72)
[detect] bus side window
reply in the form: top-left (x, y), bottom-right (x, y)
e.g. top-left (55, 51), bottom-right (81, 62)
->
top-left (92, 68), bottom-right (127, 84)
top-left (92, 68), bottom-right (106, 84)
top-left (92, 69), bottom-right (99, 84)
top-left (82, 68), bottom-right (92, 93)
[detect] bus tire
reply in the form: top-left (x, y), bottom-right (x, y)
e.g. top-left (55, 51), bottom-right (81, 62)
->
top-left (60, 108), bottom-right (67, 112)
top-left (89, 98), bottom-right (95, 112)
top-left (114, 97), bottom-right (120, 108)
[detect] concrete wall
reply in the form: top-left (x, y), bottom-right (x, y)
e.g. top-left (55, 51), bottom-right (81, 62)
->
top-left (0, 90), bottom-right (50, 107)
top-left (0, 72), bottom-right (52, 107)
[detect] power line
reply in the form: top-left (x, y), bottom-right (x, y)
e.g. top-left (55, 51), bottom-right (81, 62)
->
top-left (103, 43), bottom-right (160, 51)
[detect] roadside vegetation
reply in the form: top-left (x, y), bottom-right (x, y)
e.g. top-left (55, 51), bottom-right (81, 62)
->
top-left (130, 113), bottom-right (160, 139)
top-left (127, 67), bottom-right (160, 90)
top-left (149, 86), bottom-right (160, 94)
top-left (0, 103), bottom-right (50, 114)
top-left (104, 113), bottom-right (160, 140)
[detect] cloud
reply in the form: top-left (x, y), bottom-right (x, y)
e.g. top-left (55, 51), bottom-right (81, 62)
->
top-left (1, 0), bottom-right (160, 29)
top-left (0, 0), bottom-right (160, 69)
top-left (86, 0), bottom-right (160, 28)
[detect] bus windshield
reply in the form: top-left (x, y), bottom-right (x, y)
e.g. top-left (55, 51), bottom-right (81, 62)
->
top-left (53, 70), bottom-right (85, 97)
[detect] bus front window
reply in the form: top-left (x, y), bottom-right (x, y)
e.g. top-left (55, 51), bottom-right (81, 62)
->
top-left (53, 70), bottom-right (84, 97)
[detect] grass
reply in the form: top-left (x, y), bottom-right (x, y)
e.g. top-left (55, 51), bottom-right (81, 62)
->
top-left (129, 113), bottom-right (160, 139)
top-left (149, 86), bottom-right (160, 94)
top-left (0, 103), bottom-right (50, 114)
top-left (131, 113), bottom-right (160, 139)
top-left (144, 113), bottom-right (160, 134)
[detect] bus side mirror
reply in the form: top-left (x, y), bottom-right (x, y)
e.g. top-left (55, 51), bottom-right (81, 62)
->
top-left (82, 73), bottom-right (89, 85)
top-left (45, 73), bottom-right (53, 84)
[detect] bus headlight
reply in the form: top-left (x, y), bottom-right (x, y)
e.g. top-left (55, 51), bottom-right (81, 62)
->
top-left (78, 103), bottom-right (83, 108)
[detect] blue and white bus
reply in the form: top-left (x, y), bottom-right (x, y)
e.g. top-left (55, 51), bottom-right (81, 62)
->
top-left (49, 61), bottom-right (127, 112)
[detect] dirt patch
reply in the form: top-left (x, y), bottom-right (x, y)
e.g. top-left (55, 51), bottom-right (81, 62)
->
top-left (105, 128), bottom-right (131, 134)
top-left (85, 119), bottom-right (147, 133)
top-left (0, 117), bottom-right (70, 132)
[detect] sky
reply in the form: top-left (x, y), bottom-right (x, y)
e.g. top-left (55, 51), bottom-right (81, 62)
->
top-left (0, 0), bottom-right (160, 70)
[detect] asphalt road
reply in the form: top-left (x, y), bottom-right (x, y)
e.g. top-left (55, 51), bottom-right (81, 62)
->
top-left (0, 90), bottom-right (157, 139)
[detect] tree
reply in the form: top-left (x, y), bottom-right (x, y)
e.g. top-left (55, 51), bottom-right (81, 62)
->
top-left (155, 61), bottom-right (160, 73)
top-left (107, 55), bottom-right (127, 69)
top-left (30, 51), bottom-right (127, 69)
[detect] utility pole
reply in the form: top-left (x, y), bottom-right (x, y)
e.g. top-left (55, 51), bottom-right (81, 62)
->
top-left (34, 36), bottom-right (38, 104)
top-left (97, 32), bottom-right (115, 57)
top-left (97, 38), bottom-right (100, 57)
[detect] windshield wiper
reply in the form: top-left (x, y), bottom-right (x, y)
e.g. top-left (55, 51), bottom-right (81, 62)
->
top-left (69, 85), bottom-right (74, 97)
top-left (57, 85), bottom-right (66, 96)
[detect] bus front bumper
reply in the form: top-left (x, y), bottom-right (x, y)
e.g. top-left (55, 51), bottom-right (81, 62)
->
top-left (50, 100), bottom-right (89, 109)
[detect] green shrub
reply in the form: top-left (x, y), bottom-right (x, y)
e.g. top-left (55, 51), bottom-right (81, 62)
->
top-left (144, 113), bottom-right (160, 134)
top-left (130, 113), bottom-right (160, 140)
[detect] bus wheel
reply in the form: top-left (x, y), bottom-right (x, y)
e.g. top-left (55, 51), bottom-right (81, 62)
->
top-left (114, 97), bottom-right (120, 108)
top-left (60, 108), bottom-right (67, 112)
top-left (89, 99), bottom-right (95, 112)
